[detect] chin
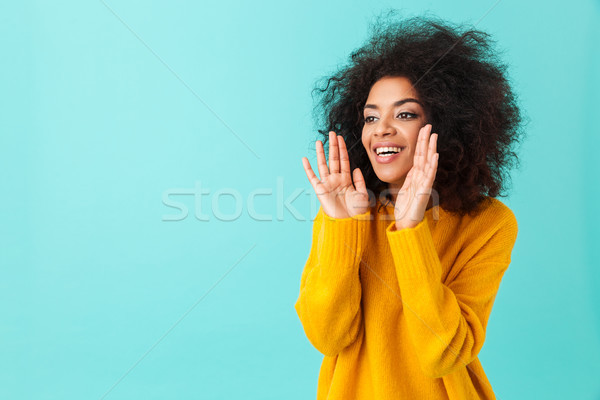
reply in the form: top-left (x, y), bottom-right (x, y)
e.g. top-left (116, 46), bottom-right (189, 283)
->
top-left (373, 168), bottom-right (406, 183)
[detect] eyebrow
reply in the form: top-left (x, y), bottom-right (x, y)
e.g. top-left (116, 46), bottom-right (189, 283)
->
top-left (363, 98), bottom-right (423, 110)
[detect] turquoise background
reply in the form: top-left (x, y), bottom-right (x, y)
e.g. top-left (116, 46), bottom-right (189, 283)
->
top-left (1, 1), bottom-right (599, 399)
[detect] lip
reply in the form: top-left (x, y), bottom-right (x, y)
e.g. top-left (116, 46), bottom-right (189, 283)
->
top-left (374, 149), bottom-right (403, 164)
top-left (372, 142), bottom-right (405, 164)
top-left (372, 141), bottom-right (406, 152)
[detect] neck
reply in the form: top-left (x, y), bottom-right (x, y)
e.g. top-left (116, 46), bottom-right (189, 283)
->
top-left (386, 180), bottom-right (403, 202)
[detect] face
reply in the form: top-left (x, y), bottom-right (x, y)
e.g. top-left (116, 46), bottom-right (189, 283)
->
top-left (361, 76), bottom-right (427, 193)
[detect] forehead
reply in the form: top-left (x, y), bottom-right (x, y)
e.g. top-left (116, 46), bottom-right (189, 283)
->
top-left (366, 76), bottom-right (419, 102)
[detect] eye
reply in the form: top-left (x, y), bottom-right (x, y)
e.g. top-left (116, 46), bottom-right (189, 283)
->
top-left (363, 112), bottom-right (417, 124)
top-left (398, 112), bottom-right (417, 119)
top-left (364, 116), bottom-right (376, 123)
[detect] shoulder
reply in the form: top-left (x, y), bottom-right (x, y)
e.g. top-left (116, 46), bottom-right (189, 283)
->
top-left (475, 196), bottom-right (518, 233)
top-left (441, 196), bottom-right (517, 232)
top-left (450, 197), bottom-right (519, 261)
top-left (470, 197), bottom-right (519, 259)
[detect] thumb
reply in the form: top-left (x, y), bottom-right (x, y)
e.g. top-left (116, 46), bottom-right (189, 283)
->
top-left (352, 168), bottom-right (368, 194)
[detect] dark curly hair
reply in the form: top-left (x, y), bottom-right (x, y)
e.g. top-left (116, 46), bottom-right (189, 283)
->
top-left (309, 11), bottom-right (527, 217)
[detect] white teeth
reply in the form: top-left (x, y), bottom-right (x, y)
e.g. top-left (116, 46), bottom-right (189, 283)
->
top-left (375, 146), bottom-right (402, 155)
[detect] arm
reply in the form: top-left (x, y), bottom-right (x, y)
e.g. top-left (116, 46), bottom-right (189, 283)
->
top-left (385, 209), bottom-right (518, 378)
top-left (294, 205), bottom-right (371, 357)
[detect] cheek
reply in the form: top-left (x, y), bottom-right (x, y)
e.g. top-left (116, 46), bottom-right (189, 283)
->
top-left (361, 128), bottom-right (370, 151)
top-left (408, 128), bottom-right (421, 148)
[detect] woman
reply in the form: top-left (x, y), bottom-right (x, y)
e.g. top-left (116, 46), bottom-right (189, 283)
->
top-left (294, 13), bottom-right (525, 400)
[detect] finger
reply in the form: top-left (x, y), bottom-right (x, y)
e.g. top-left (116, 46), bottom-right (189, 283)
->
top-left (418, 131), bottom-right (435, 184)
top-left (426, 132), bottom-right (437, 170)
top-left (352, 168), bottom-right (367, 194)
top-left (430, 153), bottom-right (439, 183)
top-left (414, 124), bottom-right (431, 173)
top-left (302, 157), bottom-right (321, 191)
top-left (417, 125), bottom-right (434, 183)
top-left (422, 152), bottom-right (439, 191)
top-left (329, 131), bottom-right (340, 174)
top-left (413, 125), bottom-right (425, 173)
top-left (315, 140), bottom-right (329, 180)
top-left (338, 135), bottom-right (352, 185)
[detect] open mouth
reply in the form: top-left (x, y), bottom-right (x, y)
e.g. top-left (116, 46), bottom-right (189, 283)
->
top-left (375, 146), bottom-right (404, 157)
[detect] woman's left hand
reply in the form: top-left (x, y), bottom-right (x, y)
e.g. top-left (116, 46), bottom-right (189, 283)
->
top-left (393, 124), bottom-right (439, 231)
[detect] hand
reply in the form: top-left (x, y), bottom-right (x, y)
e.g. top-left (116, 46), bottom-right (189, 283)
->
top-left (302, 131), bottom-right (371, 219)
top-left (393, 124), bottom-right (439, 230)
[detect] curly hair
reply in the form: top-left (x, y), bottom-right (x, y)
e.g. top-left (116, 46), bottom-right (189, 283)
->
top-left (309, 11), bottom-right (527, 217)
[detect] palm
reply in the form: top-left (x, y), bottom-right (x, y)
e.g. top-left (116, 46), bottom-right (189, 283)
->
top-left (302, 131), bottom-right (370, 219)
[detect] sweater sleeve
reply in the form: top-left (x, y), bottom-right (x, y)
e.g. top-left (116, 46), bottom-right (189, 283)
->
top-left (385, 210), bottom-right (518, 378)
top-left (294, 205), bottom-right (371, 357)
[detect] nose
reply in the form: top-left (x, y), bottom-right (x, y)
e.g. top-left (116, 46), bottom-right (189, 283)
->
top-left (373, 116), bottom-right (396, 138)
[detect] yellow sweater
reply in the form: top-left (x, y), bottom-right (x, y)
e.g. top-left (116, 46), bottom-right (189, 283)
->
top-left (294, 196), bottom-right (518, 399)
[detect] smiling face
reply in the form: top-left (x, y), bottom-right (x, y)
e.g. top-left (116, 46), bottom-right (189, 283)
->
top-left (361, 76), bottom-right (427, 197)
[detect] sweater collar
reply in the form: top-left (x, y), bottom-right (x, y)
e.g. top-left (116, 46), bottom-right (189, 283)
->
top-left (377, 198), bottom-right (446, 222)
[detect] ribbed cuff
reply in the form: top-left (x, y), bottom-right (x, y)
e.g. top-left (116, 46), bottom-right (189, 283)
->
top-left (385, 217), bottom-right (442, 281)
top-left (322, 208), bottom-right (373, 222)
top-left (315, 208), bottom-right (371, 275)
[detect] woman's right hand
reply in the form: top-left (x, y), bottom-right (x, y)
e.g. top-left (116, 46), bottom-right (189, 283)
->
top-left (302, 131), bottom-right (371, 219)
